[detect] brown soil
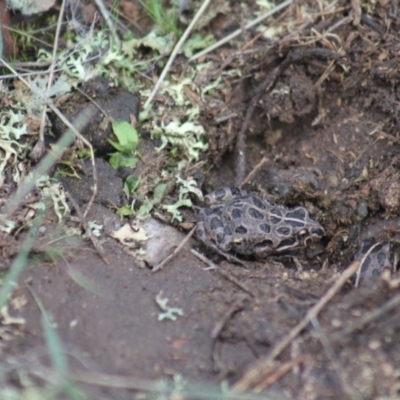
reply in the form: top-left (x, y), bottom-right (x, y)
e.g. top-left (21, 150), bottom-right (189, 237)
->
top-left (2, 1), bottom-right (400, 399)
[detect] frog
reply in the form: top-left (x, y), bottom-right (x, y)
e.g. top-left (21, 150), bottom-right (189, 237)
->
top-left (196, 187), bottom-right (324, 259)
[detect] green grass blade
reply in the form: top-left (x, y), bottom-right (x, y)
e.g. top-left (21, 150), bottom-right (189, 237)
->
top-left (0, 217), bottom-right (40, 309)
top-left (27, 285), bottom-right (68, 376)
top-left (26, 285), bottom-right (84, 399)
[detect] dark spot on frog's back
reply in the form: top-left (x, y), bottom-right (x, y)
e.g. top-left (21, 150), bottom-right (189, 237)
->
top-left (285, 219), bottom-right (305, 228)
top-left (277, 227), bottom-right (291, 236)
top-left (235, 226), bottom-right (248, 234)
top-left (231, 208), bottom-right (244, 219)
top-left (230, 199), bottom-right (245, 207)
top-left (286, 208), bottom-right (307, 220)
top-left (229, 187), bottom-right (243, 196)
top-left (360, 257), bottom-right (372, 273)
top-left (214, 188), bottom-right (228, 200)
top-left (248, 207), bottom-right (264, 220)
top-left (372, 267), bottom-right (382, 277)
top-left (259, 223), bottom-right (271, 233)
top-left (204, 205), bottom-right (223, 216)
top-left (270, 216), bottom-right (281, 224)
top-left (377, 251), bottom-right (388, 267)
top-left (251, 196), bottom-right (267, 209)
top-left (210, 217), bottom-right (224, 230)
top-left (216, 232), bottom-right (225, 243)
top-left (270, 208), bottom-right (283, 217)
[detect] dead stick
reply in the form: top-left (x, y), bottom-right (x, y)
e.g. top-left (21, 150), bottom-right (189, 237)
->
top-left (191, 249), bottom-right (255, 297)
top-left (330, 291), bottom-right (400, 343)
top-left (152, 227), bottom-right (196, 272)
top-left (232, 260), bottom-right (360, 392)
top-left (240, 156), bottom-right (269, 187)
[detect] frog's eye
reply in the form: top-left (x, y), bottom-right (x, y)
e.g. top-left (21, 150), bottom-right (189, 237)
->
top-left (310, 227), bottom-right (324, 237)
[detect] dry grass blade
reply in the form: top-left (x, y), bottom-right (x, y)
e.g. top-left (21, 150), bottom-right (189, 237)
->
top-left (240, 156), bottom-right (269, 187)
top-left (144, 0), bottom-right (212, 109)
top-left (331, 292), bottom-right (400, 343)
top-left (31, 0), bottom-right (66, 161)
top-left (211, 297), bottom-right (246, 339)
top-left (191, 249), bottom-right (255, 297)
top-left (232, 261), bottom-right (360, 392)
top-left (253, 358), bottom-right (304, 393)
top-left (188, 0), bottom-right (293, 62)
top-left (0, 218), bottom-right (41, 308)
top-left (152, 226), bottom-right (196, 272)
top-left (92, 0), bottom-right (120, 46)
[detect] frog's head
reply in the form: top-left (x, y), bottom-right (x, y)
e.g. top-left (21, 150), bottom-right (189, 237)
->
top-left (282, 206), bottom-right (324, 247)
top-left (300, 223), bottom-right (325, 247)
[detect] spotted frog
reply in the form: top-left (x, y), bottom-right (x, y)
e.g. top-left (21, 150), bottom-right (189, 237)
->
top-left (196, 187), bottom-right (324, 259)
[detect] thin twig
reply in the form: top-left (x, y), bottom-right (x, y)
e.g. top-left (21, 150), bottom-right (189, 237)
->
top-left (92, 0), bottom-right (120, 46)
top-left (191, 249), bottom-right (255, 297)
top-left (331, 292), bottom-right (400, 343)
top-left (326, 16), bottom-right (352, 33)
top-left (75, 86), bottom-right (109, 116)
top-left (32, 0), bottom-right (67, 161)
top-left (152, 226), bottom-right (196, 272)
top-left (0, 60), bottom-right (51, 68)
top-left (211, 297), bottom-right (247, 339)
top-left (144, 0), bottom-right (212, 109)
top-left (240, 156), bottom-right (269, 187)
top-left (231, 260), bottom-right (360, 392)
top-left (253, 358), bottom-right (304, 393)
top-left (188, 0), bottom-right (293, 62)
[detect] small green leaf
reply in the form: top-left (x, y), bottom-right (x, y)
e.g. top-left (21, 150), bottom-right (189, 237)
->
top-left (116, 204), bottom-right (134, 217)
top-left (138, 202), bottom-right (153, 216)
top-left (107, 139), bottom-right (126, 153)
top-left (153, 183), bottom-right (167, 204)
top-left (124, 175), bottom-right (141, 196)
top-left (111, 119), bottom-right (138, 153)
top-left (109, 153), bottom-right (138, 169)
top-left (181, 33), bottom-right (215, 58)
